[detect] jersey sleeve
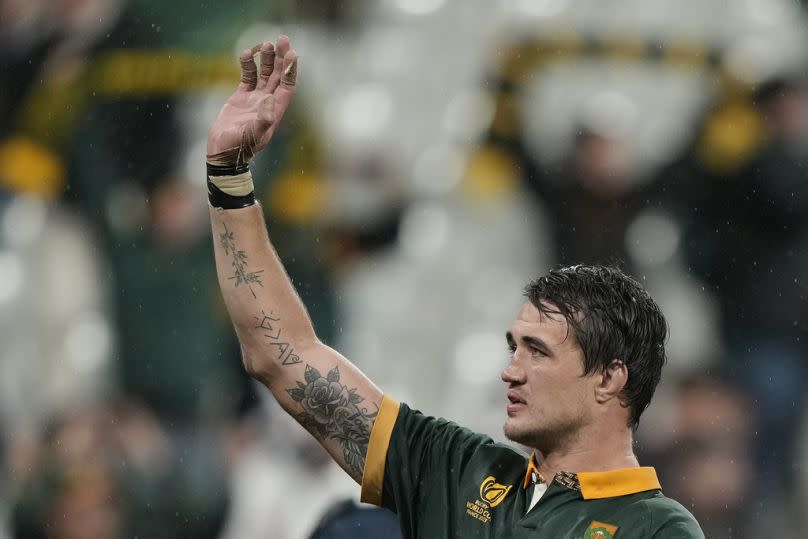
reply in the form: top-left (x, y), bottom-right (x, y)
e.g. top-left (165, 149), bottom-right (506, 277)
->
top-left (360, 396), bottom-right (491, 521)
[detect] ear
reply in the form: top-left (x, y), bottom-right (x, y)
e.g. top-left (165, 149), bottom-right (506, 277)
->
top-left (594, 359), bottom-right (628, 404)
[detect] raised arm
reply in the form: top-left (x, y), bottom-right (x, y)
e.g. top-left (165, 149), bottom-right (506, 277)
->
top-left (207, 36), bottom-right (383, 483)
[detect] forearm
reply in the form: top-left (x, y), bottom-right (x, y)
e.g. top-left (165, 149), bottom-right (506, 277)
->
top-left (210, 202), bottom-right (316, 374)
top-left (210, 202), bottom-right (382, 482)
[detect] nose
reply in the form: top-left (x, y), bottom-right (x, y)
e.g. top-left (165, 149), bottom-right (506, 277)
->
top-left (501, 359), bottom-right (525, 385)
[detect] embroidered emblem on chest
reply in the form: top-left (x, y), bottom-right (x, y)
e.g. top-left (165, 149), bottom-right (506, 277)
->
top-left (464, 475), bottom-right (513, 524)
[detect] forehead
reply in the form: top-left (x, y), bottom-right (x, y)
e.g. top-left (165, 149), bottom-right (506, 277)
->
top-left (509, 300), bottom-right (573, 347)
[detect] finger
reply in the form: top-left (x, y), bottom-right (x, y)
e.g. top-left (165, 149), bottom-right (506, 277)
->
top-left (256, 41), bottom-right (275, 90)
top-left (281, 50), bottom-right (298, 88)
top-left (239, 45), bottom-right (260, 91)
top-left (266, 34), bottom-right (290, 93)
top-left (270, 50), bottom-right (297, 133)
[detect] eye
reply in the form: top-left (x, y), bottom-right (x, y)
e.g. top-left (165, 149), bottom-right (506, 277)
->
top-left (506, 343), bottom-right (516, 357)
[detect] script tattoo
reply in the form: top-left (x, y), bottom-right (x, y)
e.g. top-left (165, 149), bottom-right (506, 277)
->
top-left (255, 310), bottom-right (301, 366)
top-left (219, 223), bottom-right (264, 298)
top-left (287, 365), bottom-right (377, 478)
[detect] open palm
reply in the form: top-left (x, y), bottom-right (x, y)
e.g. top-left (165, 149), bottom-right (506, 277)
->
top-left (207, 36), bottom-right (298, 165)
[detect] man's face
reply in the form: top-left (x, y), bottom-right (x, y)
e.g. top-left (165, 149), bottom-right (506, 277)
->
top-left (501, 301), bottom-right (595, 452)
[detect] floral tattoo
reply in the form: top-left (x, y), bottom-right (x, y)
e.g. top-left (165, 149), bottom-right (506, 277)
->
top-left (287, 365), bottom-right (377, 478)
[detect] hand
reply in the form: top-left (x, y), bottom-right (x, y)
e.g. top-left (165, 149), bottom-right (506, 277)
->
top-left (207, 36), bottom-right (298, 166)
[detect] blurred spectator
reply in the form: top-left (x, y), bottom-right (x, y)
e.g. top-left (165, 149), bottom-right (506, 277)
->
top-left (519, 121), bottom-right (650, 273)
top-left (10, 399), bottom-right (228, 538)
top-left (669, 75), bottom-right (808, 495)
top-left (0, 194), bottom-right (110, 444)
top-left (0, 0), bottom-right (54, 139)
top-left (645, 371), bottom-right (758, 539)
top-left (97, 175), bottom-right (248, 427)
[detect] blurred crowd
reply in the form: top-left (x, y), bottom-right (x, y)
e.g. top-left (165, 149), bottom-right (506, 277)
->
top-left (1, 0), bottom-right (807, 537)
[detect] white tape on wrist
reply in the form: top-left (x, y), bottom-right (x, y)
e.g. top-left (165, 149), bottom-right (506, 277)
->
top-left (208, 170), bottom-right (254, 197)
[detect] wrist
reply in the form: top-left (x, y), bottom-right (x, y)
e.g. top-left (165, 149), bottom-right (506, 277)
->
top-left (206, 161), bottom-right (256, 209)
top-left (207, 161), bottom-right (250, 176)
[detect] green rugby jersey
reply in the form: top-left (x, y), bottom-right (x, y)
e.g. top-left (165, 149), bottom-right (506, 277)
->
top-left (361, 397), bottom-right (703, 538)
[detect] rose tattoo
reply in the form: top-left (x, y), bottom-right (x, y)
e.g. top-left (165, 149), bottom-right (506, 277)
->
top-left (287, 365), bottom-right (377, 476)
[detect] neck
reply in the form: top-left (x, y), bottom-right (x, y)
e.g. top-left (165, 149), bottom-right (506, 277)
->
top-left (534, 418), bottom-right (638, 481)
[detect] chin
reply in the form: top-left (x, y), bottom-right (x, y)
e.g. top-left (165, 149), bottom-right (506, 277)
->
top-left (503, 419), bottom-right (534, 446)
top-left (504, 419), bottom-right (571, 453)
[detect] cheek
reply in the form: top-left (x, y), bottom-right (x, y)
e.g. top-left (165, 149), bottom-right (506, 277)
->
top-left (527, 364), bottom-right (566, 390)
top-left (568, 379), bottom-right (596, 415)
top-left (525, 371), bottom-right (564, 409)
top-left (528, 369), bottom-right (589, 409)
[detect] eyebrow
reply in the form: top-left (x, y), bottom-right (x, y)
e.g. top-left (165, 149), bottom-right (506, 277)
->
top-left (505, 331), bottom-right (554, 357)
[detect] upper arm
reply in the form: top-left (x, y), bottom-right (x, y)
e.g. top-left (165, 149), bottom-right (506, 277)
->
top-left (255, 342), bottom-right (384, 484)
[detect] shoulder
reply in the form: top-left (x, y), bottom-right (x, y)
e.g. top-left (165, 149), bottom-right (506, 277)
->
top-left (395, 403), bottom-right (494, 448)
top-left (393, 403), bottom-right (528, 473)
top-left (632, 493), bottom-right (704, 538)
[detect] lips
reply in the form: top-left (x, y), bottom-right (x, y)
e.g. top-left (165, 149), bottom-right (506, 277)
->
top-left (506, 391), bottom-right (527, 415)
top-left (507, 390), bottom-right (526, 405)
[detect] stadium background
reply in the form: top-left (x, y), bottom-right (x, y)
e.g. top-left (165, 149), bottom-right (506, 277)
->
top-left (1, 0), bottom-right (808, 537)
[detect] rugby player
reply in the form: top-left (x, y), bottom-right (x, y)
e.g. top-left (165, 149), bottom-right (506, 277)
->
top-left (205, 35), bottom-right (703, 538)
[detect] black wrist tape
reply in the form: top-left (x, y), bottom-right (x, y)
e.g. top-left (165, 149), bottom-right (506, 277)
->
top-left (206, 162), bottom-right (250, 177)
top-left (207, 178), bottom-right (256, 209)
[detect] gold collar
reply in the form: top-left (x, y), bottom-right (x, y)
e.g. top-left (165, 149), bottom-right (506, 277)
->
top-left (523, 452), bottom-right (661, 499)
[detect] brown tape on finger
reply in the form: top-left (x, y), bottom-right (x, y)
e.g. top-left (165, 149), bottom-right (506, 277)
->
top-left (282, 58), bottom-right (298, 86)
top-left (260, 46), bottom-right (276, 79)
top-left (240, 45), bottom-right (261, 87)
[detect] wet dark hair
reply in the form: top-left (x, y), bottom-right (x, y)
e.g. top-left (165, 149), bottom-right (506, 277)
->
top-left (524, 265), bottom-right (667, 429)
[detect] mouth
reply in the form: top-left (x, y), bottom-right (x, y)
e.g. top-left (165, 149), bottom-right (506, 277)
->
top-left (506, 390), bottom-right (526, 415)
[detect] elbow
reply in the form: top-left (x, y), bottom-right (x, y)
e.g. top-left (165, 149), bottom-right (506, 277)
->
top-left (239, 344), bottom-right (286, 386)
top-left (239, 345), bottom-right (267, 382)
top-left (238, 338), bottom-right (322, 383)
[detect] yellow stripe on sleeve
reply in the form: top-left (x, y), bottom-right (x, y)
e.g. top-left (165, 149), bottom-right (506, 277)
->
top-left (360, 395), bottom-right (401, 506)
